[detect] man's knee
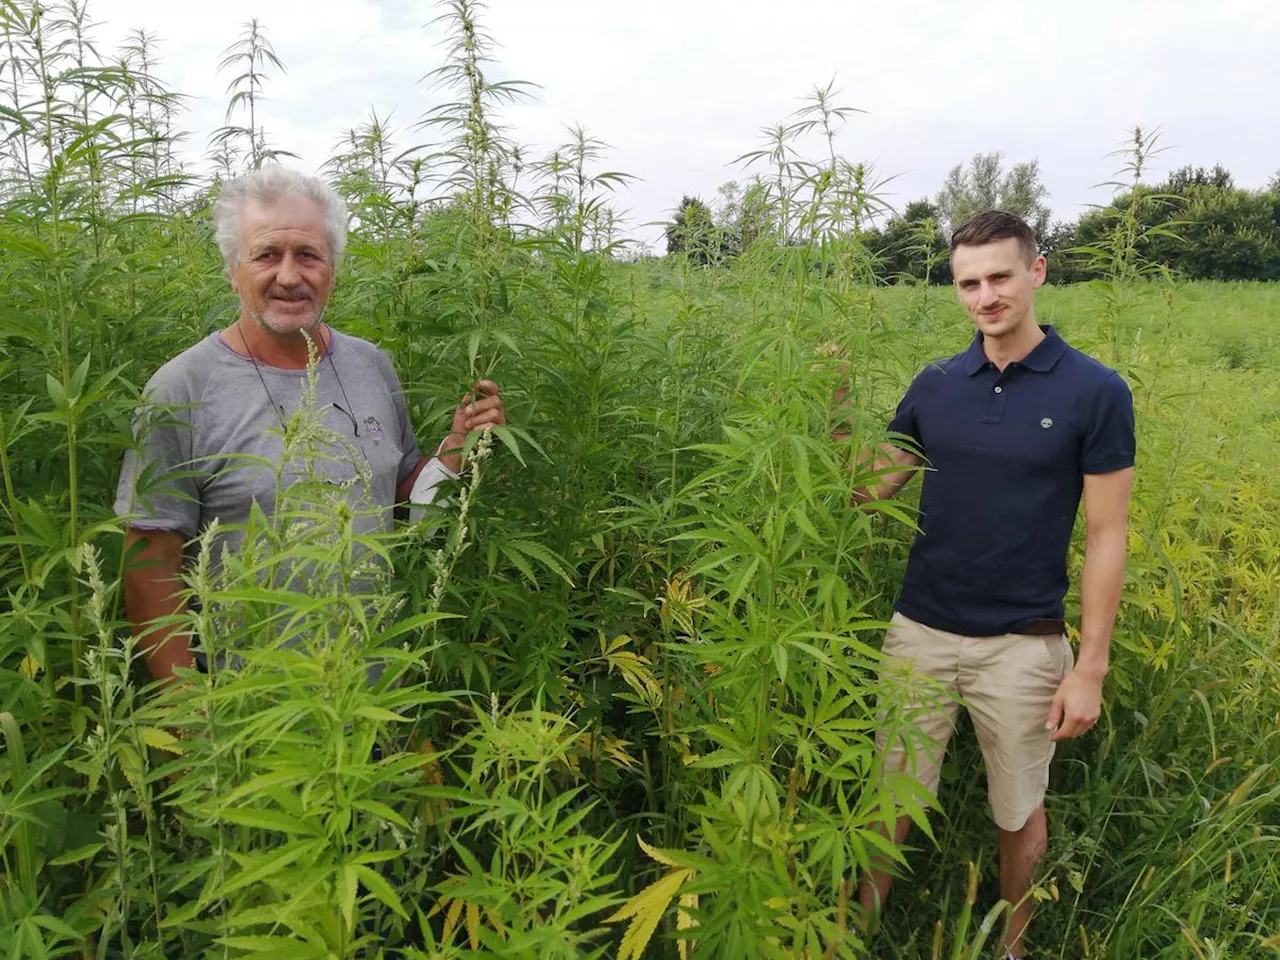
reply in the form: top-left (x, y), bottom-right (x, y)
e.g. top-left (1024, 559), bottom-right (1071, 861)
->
top-left (1000, 804), bottom-right (1048, 858)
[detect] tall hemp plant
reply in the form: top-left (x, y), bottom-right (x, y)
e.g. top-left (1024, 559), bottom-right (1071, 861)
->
top-left (210, 18), bottom-right (294, 171)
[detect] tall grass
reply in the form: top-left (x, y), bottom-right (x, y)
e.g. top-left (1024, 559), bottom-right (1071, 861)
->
top-left (0, 1), bottom-right (1276, 957)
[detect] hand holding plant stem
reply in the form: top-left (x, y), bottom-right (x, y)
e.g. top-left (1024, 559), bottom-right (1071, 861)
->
top-left (437, 379), bottom-right (504, 475)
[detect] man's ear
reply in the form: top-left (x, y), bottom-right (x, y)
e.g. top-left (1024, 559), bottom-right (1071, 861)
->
top-left (1032, 254), bottom-right (1047, 288)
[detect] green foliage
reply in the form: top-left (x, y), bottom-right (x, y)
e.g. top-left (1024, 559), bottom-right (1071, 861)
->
top-left (935, 152), bottom-right (1052, 237)
top-left (665, 196), bottom-right (728, 264)
top-left (861, 200), bottom-right (952, 285)
top-left (211, 18), bottom-right (296, 171)
top-left (1052, 136), bottom-right (1280, 284)
top-left (0, 2), bottom-right (1277, 959)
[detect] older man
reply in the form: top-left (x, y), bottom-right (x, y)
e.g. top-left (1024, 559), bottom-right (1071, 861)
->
top-left (116, 166), bottom-right (504, 683)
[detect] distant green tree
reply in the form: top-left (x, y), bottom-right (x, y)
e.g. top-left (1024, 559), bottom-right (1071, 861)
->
top-left (1041, 219), bottom-right (1088, 284)
top-left (666, 195), bottom-right (729, 265)
top-left (714, 177), bottom-right (776, 255)
top-left (1165, 163), bottom-right (1234, 192)
top-left (1145, 180), bottom-right (1280, 280)
top-left (864, 199), bottom-right (951, 284)
top-left (1062, 167), bottom-right (1280, 282)
top-left (936, 152), bottom-right (1052, 237)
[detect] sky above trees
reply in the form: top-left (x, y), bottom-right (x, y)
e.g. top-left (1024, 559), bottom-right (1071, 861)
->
top-left (95, 0), bottom-right (1280, 250)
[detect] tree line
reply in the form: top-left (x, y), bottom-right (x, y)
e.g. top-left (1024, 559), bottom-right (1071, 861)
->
top-left (667, 152), bottom-right (1280, 284)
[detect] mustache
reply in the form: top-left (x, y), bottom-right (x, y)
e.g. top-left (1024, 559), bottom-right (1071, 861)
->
top-left (266, 285), bottom-right (316, 300)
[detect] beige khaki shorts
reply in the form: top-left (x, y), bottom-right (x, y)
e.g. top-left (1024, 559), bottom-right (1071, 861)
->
top-left (875, 612), bottom-right (1074, 831)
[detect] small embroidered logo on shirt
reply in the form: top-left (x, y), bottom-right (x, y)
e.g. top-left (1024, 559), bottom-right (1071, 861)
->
top-left (363, 415), bottom-right (384, 439)
top-left (1041, 417), bottom-right (1054, 429)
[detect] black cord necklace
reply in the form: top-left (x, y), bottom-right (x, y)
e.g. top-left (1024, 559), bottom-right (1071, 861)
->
top-left (239, 325), bottom-right (361, 437)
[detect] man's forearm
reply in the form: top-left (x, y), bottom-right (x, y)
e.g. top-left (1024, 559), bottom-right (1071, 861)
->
top-left (433, 432), bottom-right (467, 478)
top-left (1076, 530), bottom-right (1126, 678)
top-left (138, 617), bottom-right (193, 682)
top-left (851, 445), bottom-right (920, 505)
top-left (123, 530), bottom-right (193, 683)
top-left (127, 585), bottom-right (193, 682)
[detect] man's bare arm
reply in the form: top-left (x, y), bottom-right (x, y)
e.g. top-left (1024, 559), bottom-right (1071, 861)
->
top-left (123, 528), bottom-right (194, 684)
top-left (853, 445), bottom-right (923, 504)
top-left (1076, 467), bottom-right (1133, 679)
top-left (825, 350), bottom-right (922, 504)
top-left (1047, 466), bottom-right (1133, 741)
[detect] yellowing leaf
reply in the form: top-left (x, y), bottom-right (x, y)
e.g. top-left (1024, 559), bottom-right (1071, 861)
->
top-left (677, 891), bottom-right (699, 960)
top-left (606, 650), bottom-right (663, 702)
top-left (637, 835), bottom-right (679, 868)
top-left (140, 726), bottom-right (184, 755)
top-left (1068, 869), bottom-right (1085, 894)
top-left (605, 867), bottom-right (694, 960)
top-left (443, 896), bottom-right (464, 940)
top-left (467, 901), bottom-right (480, 950)
top-left (606, 633), bottom-right (637, 655)
top-left (19, 654), bottom-right (40, 679)
top-left (116, 742), bottom-right (146, 797)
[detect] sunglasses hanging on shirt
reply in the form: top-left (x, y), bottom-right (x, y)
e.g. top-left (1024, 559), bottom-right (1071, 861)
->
top-left (240, 326), bottom-right (360, 437)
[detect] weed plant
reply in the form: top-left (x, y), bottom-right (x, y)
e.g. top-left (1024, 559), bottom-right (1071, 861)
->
top-left (0, 1), bottom-right (1276, 957)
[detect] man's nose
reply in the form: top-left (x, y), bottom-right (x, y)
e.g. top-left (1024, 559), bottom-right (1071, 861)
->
top-left (276, 252), bottom-right (301, 286)
top-left (979, 282), bottom-right (999, 306)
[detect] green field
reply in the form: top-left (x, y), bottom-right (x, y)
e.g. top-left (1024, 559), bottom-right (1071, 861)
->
top-left (2, 1), bottom-right (1279, 957)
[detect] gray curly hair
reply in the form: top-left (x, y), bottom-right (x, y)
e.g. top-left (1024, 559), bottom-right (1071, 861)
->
top-left (212, 166), bottom-right (349, 270)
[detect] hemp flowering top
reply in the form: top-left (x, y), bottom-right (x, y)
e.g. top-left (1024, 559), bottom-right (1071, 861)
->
top-left (888, 325), bottom-right (1135, 637)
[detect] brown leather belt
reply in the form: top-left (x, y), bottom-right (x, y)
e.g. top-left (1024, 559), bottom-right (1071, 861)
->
top-left (1013, 618), bottom-right (1067, 636)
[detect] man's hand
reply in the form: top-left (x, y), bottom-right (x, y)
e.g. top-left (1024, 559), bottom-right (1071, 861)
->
top-left (437, 380), bottom-right (505, 475)
top-left (1045, 668), bottom-right (1103, 741)
top-left (449, 379), bottom-right (504, 437)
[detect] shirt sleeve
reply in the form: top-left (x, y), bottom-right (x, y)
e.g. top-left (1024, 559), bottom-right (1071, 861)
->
top-left (886, 372), bottom-right (926, 455)
top-left (1081, 372), bottom-right (1136, 474)
top-left (113, 371), bottom-right (202, 537)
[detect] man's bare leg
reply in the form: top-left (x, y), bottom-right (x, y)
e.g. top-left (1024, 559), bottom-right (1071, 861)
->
top-left (997, 804), bottom-right (1047, 958)
top-left (857, 814), bottom-right (913, 936)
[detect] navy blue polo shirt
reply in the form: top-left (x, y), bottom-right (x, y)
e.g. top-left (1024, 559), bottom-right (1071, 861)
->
top-left (887, 325), bottom-right (1134, 637)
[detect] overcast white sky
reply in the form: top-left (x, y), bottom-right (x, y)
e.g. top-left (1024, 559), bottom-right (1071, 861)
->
top-left (94, 0), bottom-right (1279, 250)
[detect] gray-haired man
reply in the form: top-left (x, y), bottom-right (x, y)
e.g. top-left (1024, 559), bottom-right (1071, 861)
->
top-left (116, 166), bottom-right (504, 682)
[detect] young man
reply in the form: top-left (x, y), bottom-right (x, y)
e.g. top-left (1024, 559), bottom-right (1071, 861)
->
top-left (854, 210), bottom-right (1135, 959)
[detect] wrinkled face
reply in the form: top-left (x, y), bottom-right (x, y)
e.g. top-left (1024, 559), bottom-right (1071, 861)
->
top-left (951, 237), bottom-right (1045, 340)
top-left (229, 195), bottom-right (334, 337)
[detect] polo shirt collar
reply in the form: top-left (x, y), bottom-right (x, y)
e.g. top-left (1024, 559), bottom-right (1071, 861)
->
top-left (963, 324), bottom-right (1066, 375)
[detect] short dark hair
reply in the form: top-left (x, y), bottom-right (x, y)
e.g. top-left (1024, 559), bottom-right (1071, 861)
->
top-left (949, 210), bottom-right (1038, 264)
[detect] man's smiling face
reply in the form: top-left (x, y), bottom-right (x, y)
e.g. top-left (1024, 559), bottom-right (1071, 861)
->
top-left (230, 194), bottom-right (335, 338)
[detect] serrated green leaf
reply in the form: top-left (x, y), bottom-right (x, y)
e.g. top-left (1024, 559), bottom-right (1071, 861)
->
top-left (49, 842), bottom-right (104, 865)
top-left (216, 807), bottom-right (319, 837)
top-left (357, 864), bottom-right (408, 918)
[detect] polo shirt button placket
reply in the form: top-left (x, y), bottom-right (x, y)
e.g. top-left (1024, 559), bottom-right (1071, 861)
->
top-left (983, 379), bottom-right (1009, 424)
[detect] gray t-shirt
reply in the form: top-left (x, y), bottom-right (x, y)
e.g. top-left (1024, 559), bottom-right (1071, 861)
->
top-left (114, 328), bottom-right (422, 556)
